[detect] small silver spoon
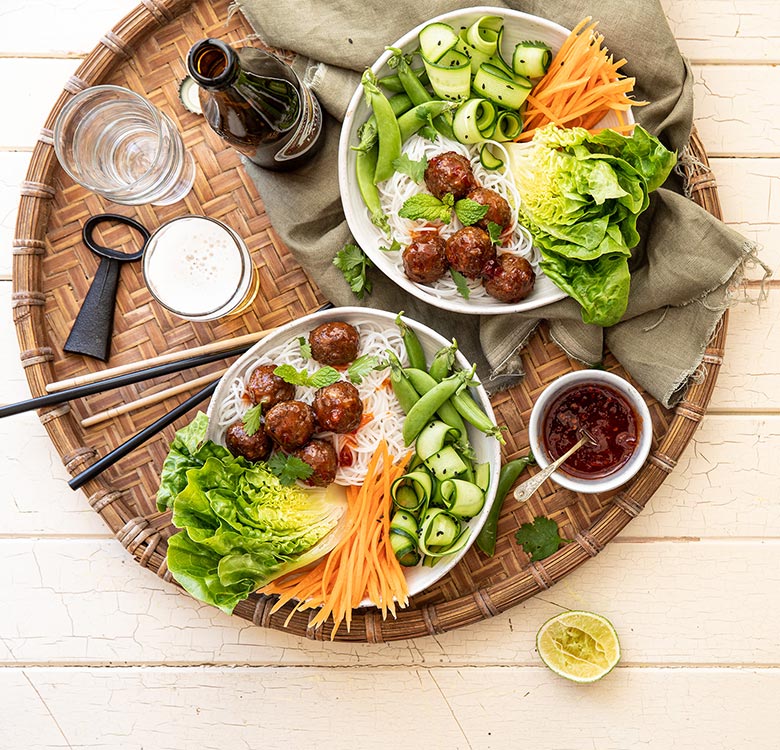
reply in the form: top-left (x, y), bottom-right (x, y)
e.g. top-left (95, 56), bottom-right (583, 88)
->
top-left (514, 430), bottom-right (596, 503)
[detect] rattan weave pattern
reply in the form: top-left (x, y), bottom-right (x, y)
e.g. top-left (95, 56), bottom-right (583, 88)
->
top-left (12, 0), bottom-right (726, 641)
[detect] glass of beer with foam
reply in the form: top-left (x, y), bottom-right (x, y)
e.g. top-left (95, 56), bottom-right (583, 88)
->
top-left (142, 215), bottom-right (259, 321)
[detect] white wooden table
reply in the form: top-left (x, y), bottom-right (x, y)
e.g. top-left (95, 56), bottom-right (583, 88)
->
top-left (1, 2), bottom-right (778, 748)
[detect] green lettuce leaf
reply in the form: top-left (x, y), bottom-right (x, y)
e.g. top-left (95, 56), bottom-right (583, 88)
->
top-left (508, 124), bottom-right (676, 327)
top-left (156, 412), bottom-right (231, 511)
top-left (158, 416), bottom-right (348, 613)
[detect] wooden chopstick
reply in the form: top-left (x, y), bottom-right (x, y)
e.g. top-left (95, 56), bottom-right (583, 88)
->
top-left (80, 369), bottom-right (227, 428)
top-left (46, 330), bottom-right (275, 393)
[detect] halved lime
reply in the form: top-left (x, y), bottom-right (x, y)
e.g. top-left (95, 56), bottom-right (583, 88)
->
top-left (536, 610), bottom-right (621, 683)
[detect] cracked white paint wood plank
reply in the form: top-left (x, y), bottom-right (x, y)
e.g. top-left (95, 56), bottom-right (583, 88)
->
top-left (710, 290), bottom-right (780, 411)
top-left (661, 0), bottom-right (780, 63)
top-left (1, 538), bottom-right (778, 666)
top-left (692, 65), bottom-right (780, 156)
top-left (0, 0), bottom-right (140, 58)
top-left (2, 666), bottom-right (779, 750)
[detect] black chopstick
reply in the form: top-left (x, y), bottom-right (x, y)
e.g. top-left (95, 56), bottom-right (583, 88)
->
top-left (68, 380), bottom-right (219, 490)
top-left (0, 344), bottom-right (251, 419)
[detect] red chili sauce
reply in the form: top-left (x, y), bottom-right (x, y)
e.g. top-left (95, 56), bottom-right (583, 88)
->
top-left (542, 382), bottom-right (639, 479)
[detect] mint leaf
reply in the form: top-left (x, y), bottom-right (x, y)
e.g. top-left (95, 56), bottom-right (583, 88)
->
top-left (487, 220), bottom-right (503, 244)
top-left (308, 366), bottom-right (341, 389)
top-left (379, 239), bottom-right (402, 253)
top-left (347, 354), bottom-right (381, 385)
top-left (267, 453), bottom-right (314, 486)
top-left (241, 403), bottom-right (263, 436)
top-left (450, 269), bottom-right (471, 299)
top-left (393, 154), bottom-right (427, 183)
top-left (454, 198), bottom-right (489, 226)
top-left (515, 516), bottom-right (570, 561)
top-left (398, 194), bottom-right (452, 223)
top-left (273, 364), bottom-right (340, 389)
top-left (442, 192), bottom-right (455, 208)
top-left (333, 243), bottom-right (373, 299)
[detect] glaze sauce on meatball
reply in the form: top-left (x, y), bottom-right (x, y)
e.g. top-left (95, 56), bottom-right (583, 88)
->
top-left (309, 321), bottom-right (360, 366)
top-left (292, 439), bottom-right (339, 486)
top-left (445, 226), bottom-right (496, 279)
top-left (482, 254), bottom-right (536, 303)
top-left (424, 151), bottom-right (478, 201)
top-left (225, 420), bottom-right (272, 462)
top-left (246, 364), bottom-right (295, 408)
top-left (402, 233), bottom-right (448, 283)
top-left (312, 380), bottom-right (363, 433)
top-left (263, 400), bottom-right (317, 451)
top-left (466, 187), bottom-right (513, 232)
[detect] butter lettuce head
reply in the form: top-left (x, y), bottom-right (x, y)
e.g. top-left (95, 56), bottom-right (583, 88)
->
top-left (508, 124), bottom-right (676, 327)
top-left (158, 415), bottom-right (347, 614)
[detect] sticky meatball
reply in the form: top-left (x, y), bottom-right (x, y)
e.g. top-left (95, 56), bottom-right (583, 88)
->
top-left (263, 400), bottom-right (317, 451)
top-left (224, 420), bottom-right (272, 462)
top-left (308, 321), bottom-right (360, 366)
top-left (246, 364), bottom-right (296, 408)
top-left (292, 439), bottom-right (339, 486)
top-left (402, 234), bottom-right (448, 283)
top-left (445, 226), bottom-right (496, 279)
top-left (482, 254), bottom-right (536, 303)
top-left (424, 151), bottom-right (478, 201)
top-left (466, 187), bottom-right (513, 232)
top-left (312, 381), bottom-right (363, 434)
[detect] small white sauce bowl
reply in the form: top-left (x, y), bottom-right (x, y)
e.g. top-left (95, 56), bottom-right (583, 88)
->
top-left (527, 370), bottom-right (653, 494)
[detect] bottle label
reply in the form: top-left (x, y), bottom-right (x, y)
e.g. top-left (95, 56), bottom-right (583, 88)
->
top-left (275, 83), bottom-right (322, 162)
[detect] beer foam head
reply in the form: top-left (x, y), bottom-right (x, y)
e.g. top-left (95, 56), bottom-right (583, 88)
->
top-left (144, 216), bottom-right (248, 318)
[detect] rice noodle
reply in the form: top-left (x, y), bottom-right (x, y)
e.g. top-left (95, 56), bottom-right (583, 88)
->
top-left (377, 135), bottom-right (540, 302)
top-left (214, 320), bottom-right (408, 485)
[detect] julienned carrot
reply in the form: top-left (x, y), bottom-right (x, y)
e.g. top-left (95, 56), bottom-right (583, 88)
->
top-left (259, 439), bottom-right (410, 640)
top-left (516, 17), bottom-right (647, 141)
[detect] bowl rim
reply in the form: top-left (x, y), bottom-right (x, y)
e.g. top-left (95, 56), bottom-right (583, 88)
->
top-left (527, 369), bottom-right (653, 494)
top-left (205, 306), bottom-right (502, 603)
top-left (338, 7), bottom-right (634, 316)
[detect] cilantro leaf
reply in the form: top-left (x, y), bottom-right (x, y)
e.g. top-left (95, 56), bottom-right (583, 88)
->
top-left (241, 403), bottom-right (263, 436)
top-left (347, 354), bottom-right (381, 385)
top-left (515, 516), bottom-right (570, 561)
top-left (333, 243), bottom-right (374, 299)
top-left (267, 452), bottom-right (314, 486)
top-left (393, 153), bottom-right (427, 183)
top-left (273, 364), bottom-right (340, 389)
top-left (398, 193), bottom-right (452, 223)
top-left (450, 269), bottom-right (471, 299)
top-left (379, 239), bottom-right (402, 253)
top-left (454, 198), bottom-right (489, 226)
top-left (298, 336), bottom-right (312, 360)
top-left (487, 220), bottom-right (503, 244)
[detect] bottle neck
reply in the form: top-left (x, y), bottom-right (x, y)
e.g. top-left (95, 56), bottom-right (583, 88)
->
top-left (187, 39), bottom-right (239, 91)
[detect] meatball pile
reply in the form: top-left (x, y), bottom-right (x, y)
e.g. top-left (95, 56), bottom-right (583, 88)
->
top-left (223, 321), bottom-right (364, 487)
top-left (400, 150), bottom-right (535, 304)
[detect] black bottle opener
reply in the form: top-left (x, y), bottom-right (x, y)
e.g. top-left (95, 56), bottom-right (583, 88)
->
top-left (64, 214), bottom-right (150, 362)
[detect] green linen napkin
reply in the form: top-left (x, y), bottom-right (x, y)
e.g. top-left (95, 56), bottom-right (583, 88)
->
top-left (235, 0), bottom-right (756, 407)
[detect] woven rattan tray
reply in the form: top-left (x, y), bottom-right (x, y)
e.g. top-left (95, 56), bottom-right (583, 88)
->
top-left (12, 0), bottom-right (727, 642)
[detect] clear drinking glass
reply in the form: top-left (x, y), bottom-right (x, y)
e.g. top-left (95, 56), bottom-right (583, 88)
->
top-left (54, 85), bottom-right (195, 206)
top-left (142, 215), bottom-right (260, 321)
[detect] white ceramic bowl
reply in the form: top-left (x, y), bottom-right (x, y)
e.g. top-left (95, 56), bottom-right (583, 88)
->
top-left (338, 7), bottom-right (633, 316)
top-left (205, 307), bottom-right (501, 603)
top-left (527, 370), bottom-right (652, 494)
